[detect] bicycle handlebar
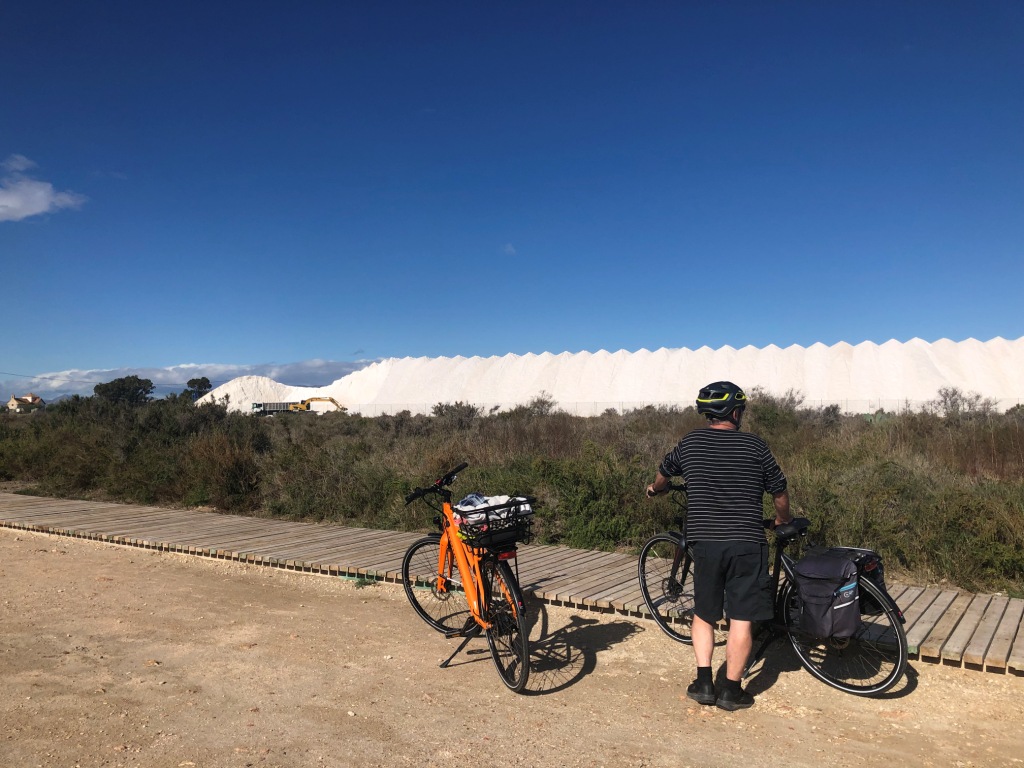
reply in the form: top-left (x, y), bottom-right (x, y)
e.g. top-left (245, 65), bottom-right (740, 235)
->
top-left (404, 462), bottom-right (470, 505)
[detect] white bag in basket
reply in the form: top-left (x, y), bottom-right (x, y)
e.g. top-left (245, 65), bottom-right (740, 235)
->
top-left (453, 494), bottom-right (532, 526)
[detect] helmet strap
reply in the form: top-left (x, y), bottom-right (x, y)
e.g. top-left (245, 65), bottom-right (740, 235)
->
top-left (731, 407), bottom-right (745, 430)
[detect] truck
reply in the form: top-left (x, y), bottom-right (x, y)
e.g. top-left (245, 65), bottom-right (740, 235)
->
top-left (251, 402), bottom-right (298, 415)
top-left (251, 397), bottom-right (345, 415)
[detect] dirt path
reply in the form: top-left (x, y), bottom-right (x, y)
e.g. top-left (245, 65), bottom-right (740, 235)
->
top-left (1, 527), bottom-right (1021, 768)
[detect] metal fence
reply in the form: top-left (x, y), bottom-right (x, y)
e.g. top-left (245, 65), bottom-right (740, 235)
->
top-left (340, 398), bottom-right (1023, 418)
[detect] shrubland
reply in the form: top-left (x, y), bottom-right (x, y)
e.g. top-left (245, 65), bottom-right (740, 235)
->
top-left (1, 385), bottom-right (1021, 595)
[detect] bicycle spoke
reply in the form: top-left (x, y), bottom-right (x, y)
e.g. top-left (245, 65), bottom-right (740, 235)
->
top-left (482, 558), bottom-right (530, 692)
top-left (783, 579), bottom-right (907, 695)
top-left (638, 534), bottom-right (699, 644)
top-left (402, 536), bottom-right (471, 633)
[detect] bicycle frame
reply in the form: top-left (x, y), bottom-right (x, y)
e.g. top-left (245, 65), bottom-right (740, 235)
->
top-left (744, 527), bottom-right (803, 674)
top-left (434, 496), bottom-right (493, 633)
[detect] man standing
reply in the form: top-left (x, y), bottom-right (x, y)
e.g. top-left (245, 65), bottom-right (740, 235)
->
top-left (646, 381), bottom-right (792, 711)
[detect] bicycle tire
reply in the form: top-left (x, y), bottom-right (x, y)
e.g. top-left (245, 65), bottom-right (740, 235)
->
top-left (401, 535), bottom-right (471, 634)
top-left (782, 577), bottom-right (908, 696)
top-left (637, 533), bottom-right (699, 644)
top-left (482, 557), bottom-right (530, 693)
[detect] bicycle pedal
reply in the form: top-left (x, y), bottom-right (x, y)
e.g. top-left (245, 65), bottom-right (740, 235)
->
top-left (444, 621), bottom-right (482, 640)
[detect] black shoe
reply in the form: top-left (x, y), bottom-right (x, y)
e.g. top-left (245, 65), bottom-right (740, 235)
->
top-left (686, 680), bottom-right (717, 706)
top-left (716, 686), bottom-right (754, 711)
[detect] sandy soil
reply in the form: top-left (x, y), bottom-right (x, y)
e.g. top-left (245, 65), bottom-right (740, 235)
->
top-left (2, 527), bottom-right (1022, 768)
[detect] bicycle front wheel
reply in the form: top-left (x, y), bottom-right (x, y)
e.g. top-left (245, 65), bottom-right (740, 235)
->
top-left (401, 535), bottom-right (471, 634)
top-left (482, 558), bottom-right (530, 693)
top-left (782, 578), bottom-right (908, 696)
top-left (638, 533), bottom-right (698, 644)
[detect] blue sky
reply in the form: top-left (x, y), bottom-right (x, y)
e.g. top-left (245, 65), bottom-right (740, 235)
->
top-left (2, 2), bottom-right (1022, 397)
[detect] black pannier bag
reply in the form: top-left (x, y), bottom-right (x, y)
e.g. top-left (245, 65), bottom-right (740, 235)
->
top-left (815, 546), bottom-right (899, 619)
top-left (792, 553), bottom-right (861, 638)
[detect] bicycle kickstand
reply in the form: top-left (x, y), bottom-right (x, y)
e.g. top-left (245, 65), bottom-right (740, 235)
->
top-left (439, 621), bottom-right (483, 669)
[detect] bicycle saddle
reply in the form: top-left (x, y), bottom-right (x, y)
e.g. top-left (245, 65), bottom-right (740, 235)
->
top-left (772, 517), bottom-right (811, 543)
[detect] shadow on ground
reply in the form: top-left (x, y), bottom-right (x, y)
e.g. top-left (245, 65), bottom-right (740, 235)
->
top-left (523, 603), bottom-right (643, 695)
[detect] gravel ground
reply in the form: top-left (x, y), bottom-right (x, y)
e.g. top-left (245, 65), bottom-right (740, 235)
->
top-left (1, 527), bottom-right (1022, 768)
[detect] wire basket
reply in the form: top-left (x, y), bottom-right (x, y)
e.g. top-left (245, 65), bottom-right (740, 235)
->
top-left (454, 498), bottom-right (535, 550)
top-left (458, 515), bottom-right (534, 550)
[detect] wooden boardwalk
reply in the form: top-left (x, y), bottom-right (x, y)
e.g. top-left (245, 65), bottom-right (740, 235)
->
top-left (1, 492), bottom-right (1022, 676)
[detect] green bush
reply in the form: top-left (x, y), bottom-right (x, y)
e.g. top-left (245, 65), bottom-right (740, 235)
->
top-left (1, 388), bottom-right (1022, 594)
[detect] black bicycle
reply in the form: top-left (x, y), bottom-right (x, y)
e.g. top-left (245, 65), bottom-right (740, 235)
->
top-left (637, 484), bottom-right (908, 696)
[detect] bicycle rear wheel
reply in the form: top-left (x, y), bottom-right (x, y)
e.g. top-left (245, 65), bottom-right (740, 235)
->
top-left (402, 535), bottom-right (471, 634)
top-left (482, 557), bottom-right (530, 693)
top-left (782, 578), bottom-right (908, 696)
top-left (638, 533), bottom-right (699, 644)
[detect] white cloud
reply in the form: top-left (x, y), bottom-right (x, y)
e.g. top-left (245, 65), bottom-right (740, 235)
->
top-left (0, 155), bottom-right (88, 222)
top-left (503, 243), bottom-right (517, 256)
top-left (2, 154), bottom-right (36, 173)
top-left (0, 359), bottom-right (376, 399)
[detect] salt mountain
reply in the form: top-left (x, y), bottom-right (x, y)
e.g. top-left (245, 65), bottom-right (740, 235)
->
top-left (197, 337), bottom-right (1024, 417)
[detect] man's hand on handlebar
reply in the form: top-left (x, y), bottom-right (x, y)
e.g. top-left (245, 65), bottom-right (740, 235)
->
top-left (646, 477), bottom-right (684, 498)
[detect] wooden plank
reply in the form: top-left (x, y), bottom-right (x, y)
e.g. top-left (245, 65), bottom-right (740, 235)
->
top-left (301, 531), bottom-right (420, 563)
top-left (587, 578), bottom-right (647, 610)
top-left (141, 518), bottom-right (276, 548)
top-left (129, 518), bottom-right (340, 550)
top-left (895, 587), bottom-right (939, 650)
top-left (891, 585), bottom-right (923, 614)
top-left (939, 594), bottom-right (992, 665)
top-left (884, 584), bottom-right (911, 609)
top-left (549, 563), bottom-right (637, 604)
top-left (228, 528), bottom-right (360, 561)
top-left (963, 595), bottom-right (1009, 667)
top-left (98, 515), bottom-right (235, 538)
top-left (110, 516), bottom-right (253, 540)
top-left (529, 557), bottom-right (621, 599)
top-left (517, 545), bottom-right (601, 579)
top-left (571, 567), bottom-right (641, 607)
top-left (279, 536), bottom-right (406, 570)
top-left (0, 503), bottom-right (150, 521)
top-left (589, 574), bottom-right (649, 612)
top-left (273, 528), bottom-right (406, 559)
top-left (0, 497), bottom-right (157, 517)
top-left (919, 592), bottom-right (977, 661)
top-left (905, 590), bottom-right (960, 655)
top-left (314, 540), bottom-right (411, 569)
top-left (3, 507), bottom-right (175, 528)
top-left (284, 532), bottom-right (411, 561)
top-left (1009, 602), bottom-right (1024, 675)
top-left (984, 598), bottom-right (1024, 672)
top-left (520, 548), bottom-right (612, 590)
top-left (548, 557), bottom-right (634, 598)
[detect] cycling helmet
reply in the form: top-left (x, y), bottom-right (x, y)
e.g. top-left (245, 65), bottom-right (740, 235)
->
top-left (696, 381), bottom-right (748, 419)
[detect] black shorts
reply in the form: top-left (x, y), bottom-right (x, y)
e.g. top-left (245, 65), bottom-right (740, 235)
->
top-left (691, 540), bottom-right (772, 623)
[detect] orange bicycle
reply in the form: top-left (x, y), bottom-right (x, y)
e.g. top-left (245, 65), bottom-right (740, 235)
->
top-left (401, 462), bottom-right (534, 692)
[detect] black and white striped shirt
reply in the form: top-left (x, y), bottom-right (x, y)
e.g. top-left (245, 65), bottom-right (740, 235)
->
top-left (659, 428), bottom-right (787, 543)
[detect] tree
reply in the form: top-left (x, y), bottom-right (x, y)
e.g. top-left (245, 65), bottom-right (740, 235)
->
top-left (93, 375), bottom-right (155, 405)
top-left (185, 377), bottom-right (212, 400)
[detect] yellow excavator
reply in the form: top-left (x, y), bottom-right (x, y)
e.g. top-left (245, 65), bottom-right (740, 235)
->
top-left (287, 397), bottom-right (345, 413)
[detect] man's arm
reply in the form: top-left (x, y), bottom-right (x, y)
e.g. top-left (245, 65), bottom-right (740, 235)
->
top-left (773, 489), bottom-right (792, 526)
top-left (646, 470), bottom-right (671, 498)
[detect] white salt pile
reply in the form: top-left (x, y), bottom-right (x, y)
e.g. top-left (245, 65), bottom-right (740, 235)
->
top-left (197, 337), bottom-right (1024, 416)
